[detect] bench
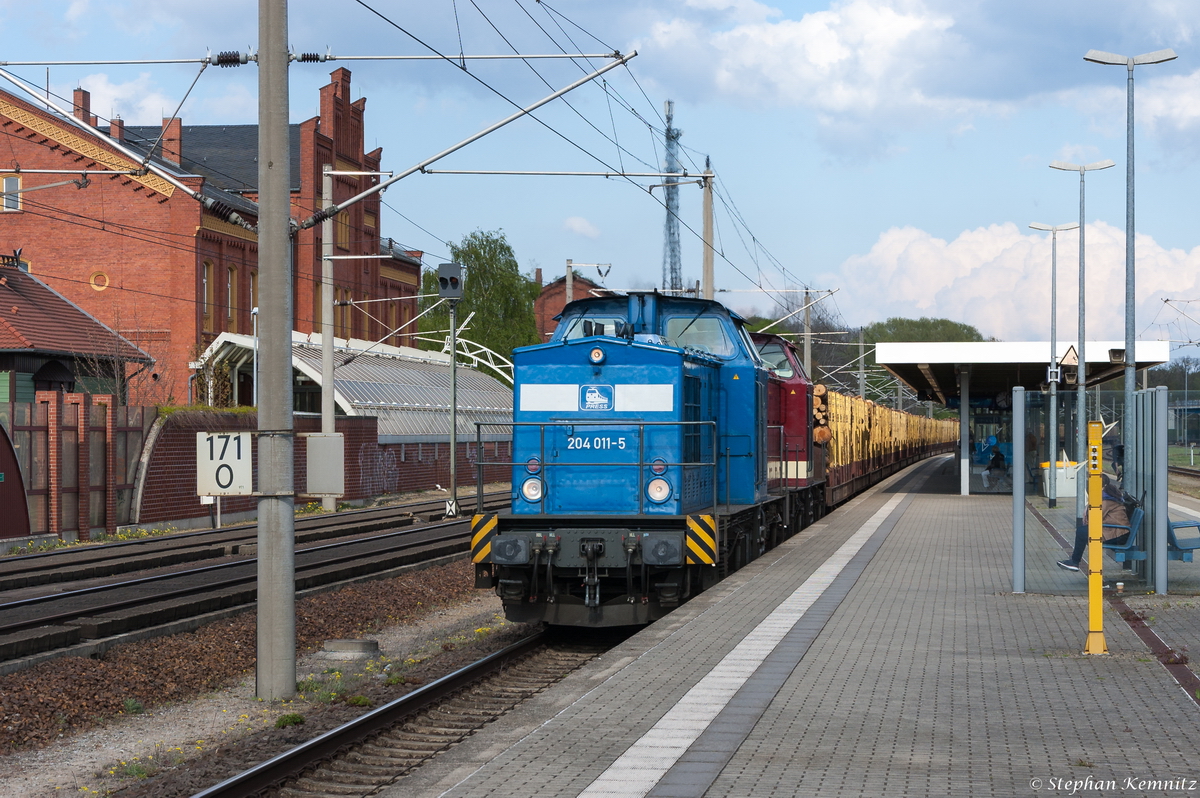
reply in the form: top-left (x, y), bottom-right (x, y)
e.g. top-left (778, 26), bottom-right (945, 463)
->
top-left (1103, 506), bottom-right (1146, 562)
top-left (1168, 520), bottom-right (1200, 562)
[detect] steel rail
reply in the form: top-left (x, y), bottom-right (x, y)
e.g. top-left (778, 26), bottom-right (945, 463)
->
top-left (1, 490), bottom-right (508, 568)
top-left (0, 520), bottom-right (472, 635)
top-left (191, 632), bottom-right (548, 798)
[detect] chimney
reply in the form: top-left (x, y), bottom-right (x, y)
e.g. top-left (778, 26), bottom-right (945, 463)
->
top-left (109, 116), bottom-right (125, 142)
top-left (535, 267), bottom-right (543, 286)
top-left (161, 117), bottom-right (182, 166)
top-left (72, 88), bottom-right (92, 126)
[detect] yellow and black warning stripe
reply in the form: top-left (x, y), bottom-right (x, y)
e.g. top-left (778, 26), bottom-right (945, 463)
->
top-left (471, 514), bottom-right (498, 563)
top-left (685, 514), bottom-right (717, 565)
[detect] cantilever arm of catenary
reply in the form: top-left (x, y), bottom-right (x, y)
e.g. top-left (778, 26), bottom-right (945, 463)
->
top-left (295, 50), bottom-right (637, 231)
top-left (757, 288), bottom-right (840, 333)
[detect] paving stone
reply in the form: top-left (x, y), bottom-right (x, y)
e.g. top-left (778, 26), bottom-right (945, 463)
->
top-left (386, 457), bottom-right (1200, 798)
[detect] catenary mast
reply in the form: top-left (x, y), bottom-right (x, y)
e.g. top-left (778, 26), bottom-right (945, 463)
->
top-left (662, 100), bottom-right (682, 293)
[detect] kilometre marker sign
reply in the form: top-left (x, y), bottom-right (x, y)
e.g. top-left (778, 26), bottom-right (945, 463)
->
top-left (196, 431), bottom-right (252, 495)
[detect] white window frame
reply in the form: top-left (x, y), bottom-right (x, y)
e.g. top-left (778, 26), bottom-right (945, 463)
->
top-left (2, 176), bottom-right (20, 211)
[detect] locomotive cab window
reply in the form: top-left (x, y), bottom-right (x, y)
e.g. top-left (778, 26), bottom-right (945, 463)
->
top-left (757, 343), bottom-right (794, 378)
top-left (664, 315), bottom-right (736, 356)
top-left (559, 316), bottom-right (627, 340)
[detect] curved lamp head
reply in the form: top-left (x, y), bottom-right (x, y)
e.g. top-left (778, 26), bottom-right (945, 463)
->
top-left (1050, 159), bottom-right (1116, 172)
top-left (1085, 48), bottom-right (1177, 67)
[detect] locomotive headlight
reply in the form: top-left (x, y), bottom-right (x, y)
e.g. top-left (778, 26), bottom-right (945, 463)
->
top-left (525, 456), bottom-right (541, 474)
top-left (521, 478), bottom-right (544, 502)
top-left (651, 458), bottom-right (667, 475)
top-left (646, 478), bottom-right (672, 503)
top-left (588, 346), bottom-right (605, 364)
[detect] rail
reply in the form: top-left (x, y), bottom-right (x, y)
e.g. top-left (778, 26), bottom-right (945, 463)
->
top-left (191, 632), bottom-right (548, 798)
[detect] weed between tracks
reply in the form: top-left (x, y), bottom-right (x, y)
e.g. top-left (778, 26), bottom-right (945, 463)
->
top-left (99, 614), bottom-right (532, 798)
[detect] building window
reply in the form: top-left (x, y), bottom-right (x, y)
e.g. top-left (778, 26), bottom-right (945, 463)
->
top-left (89, 271), bottom-right (110, 291)
top-left (2, 176), bottom-right (19, 211)
top-left (202, 261), bottom-right (214, 332)
top-left (227, 266), bottom-right (238, 333)
top-left (336, 211), bottom-right (350, 251)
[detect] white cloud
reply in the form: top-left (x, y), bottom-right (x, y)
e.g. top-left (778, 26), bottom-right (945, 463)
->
top-left (564, 216), bottom-right (600, 238)
top-left (824, 221), bottom-right (1199, 343)
top-left (632, 0), bottom-right (1007, 154)
top-left (64, 0), bottom-right (88, 23)
top-left (76, 73), bottom-right (175, 126)
top-left (683, 0), bottom-right (779, 23)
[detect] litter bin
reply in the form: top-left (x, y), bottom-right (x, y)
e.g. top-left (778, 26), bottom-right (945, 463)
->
top-left (1040, 461), bottom-right (1077, 498)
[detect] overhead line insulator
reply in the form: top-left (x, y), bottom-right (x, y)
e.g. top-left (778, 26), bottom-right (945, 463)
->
top-left (215, 51), bottom-right (248, 67)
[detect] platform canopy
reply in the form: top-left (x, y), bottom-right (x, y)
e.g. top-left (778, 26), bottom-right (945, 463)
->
top-left (876, 340), bottom-right (1171, 406)
top-left (198, 332), bottom-right (513, 443)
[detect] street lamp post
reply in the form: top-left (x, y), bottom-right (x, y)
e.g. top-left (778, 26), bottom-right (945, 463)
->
top-left (1084, 47), bottom-right (1177, 485)
top-left (1184, 362), bottom-right (1191, 450)
top-left (1030, 221), bottom-right (1079, 509)
top-left (1050, 158), bottom-right (1114, 539)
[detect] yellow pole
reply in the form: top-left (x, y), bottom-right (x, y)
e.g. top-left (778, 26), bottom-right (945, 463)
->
top-left (1083, 420), bottom-right (1108, 654)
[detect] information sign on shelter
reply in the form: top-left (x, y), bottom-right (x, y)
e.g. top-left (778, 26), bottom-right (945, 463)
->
top-left (196, 431), bottom-right (253, 495)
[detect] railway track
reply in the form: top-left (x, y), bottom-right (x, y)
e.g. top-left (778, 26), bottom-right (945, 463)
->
top-left (0, 491), bottom-right (508, 594)
top-left (1169, 465), bottom-right (1200, 479)
top-left (0, 493), bottom-right (509, 671)
top-left (192, 632), bottom-right (606, 798)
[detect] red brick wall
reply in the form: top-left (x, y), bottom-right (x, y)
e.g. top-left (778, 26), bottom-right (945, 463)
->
top-left (0, 70), bottom-right (419, 405)
top-left (0, 94), bottom-right (239, 403)
top-left (534, 274), bottom-right (605, 341)
top-left (136, 410), bottom-right (512, 525)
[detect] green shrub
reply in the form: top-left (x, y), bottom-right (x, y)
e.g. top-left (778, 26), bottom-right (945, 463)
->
top-left (275, 713), bottom-right (305, 728)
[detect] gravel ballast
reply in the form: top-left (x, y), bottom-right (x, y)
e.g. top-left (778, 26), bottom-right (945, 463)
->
top-left (0, 557), bottom-right (529, 797)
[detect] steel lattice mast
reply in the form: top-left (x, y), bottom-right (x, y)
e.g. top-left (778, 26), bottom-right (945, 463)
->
top-left (661, 100), bottom-right (682, 293)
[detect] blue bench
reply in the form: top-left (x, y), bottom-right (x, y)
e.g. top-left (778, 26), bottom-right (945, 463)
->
top-left (1103, 506), bottom-right (1146, 562)
top-left (1168, 520), bottom-right (1200, 562)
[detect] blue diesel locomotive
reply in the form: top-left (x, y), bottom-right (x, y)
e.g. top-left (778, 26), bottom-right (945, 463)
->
top-left (471, 292), bottom-right (781, 626)
top-left (470, 291), bottom-right (955, 627)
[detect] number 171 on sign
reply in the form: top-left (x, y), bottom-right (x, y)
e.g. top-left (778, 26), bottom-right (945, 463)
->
top-left (196, 432), bottom-right (253, 495)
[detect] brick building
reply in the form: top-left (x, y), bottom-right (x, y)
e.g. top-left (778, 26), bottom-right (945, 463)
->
top-left (0, 68), bottom-right (420, 405)
top-left (533, 268), bottom-right (611, 340)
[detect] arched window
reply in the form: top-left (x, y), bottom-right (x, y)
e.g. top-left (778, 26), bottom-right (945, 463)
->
top-left (202, 261), bottom-right (214, 332)
top-left (227, 266), bottom-right (238, 333)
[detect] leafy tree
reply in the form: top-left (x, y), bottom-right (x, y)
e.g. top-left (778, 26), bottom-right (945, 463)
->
top-left (863, 316), bottom-right (988, 345)
top-left (418, 230), bottom-right (541, 366)
top-left (1147, 356), bottom-right (1200, 391)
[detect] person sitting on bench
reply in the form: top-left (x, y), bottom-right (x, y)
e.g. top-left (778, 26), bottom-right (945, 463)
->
top-left (981, 445), bottom-right (1006, 488)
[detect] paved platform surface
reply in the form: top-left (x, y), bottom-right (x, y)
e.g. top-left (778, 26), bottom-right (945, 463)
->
top-left (388, 456), bottom-right (1200, 798)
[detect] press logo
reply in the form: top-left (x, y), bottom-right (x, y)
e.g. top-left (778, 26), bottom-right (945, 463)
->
top-left (580, 384), bottom-right (613, 411)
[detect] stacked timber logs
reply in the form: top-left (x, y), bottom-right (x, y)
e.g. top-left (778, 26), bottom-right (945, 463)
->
top-left (812, 384), bottom-right (833, 445)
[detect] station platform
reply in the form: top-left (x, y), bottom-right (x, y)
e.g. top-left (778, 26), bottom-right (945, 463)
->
top-left (391, 455), bottom-right (1200, 798)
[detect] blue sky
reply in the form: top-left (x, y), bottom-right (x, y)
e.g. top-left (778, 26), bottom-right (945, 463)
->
top-left (4, 0), bottom-right (1200, 356)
